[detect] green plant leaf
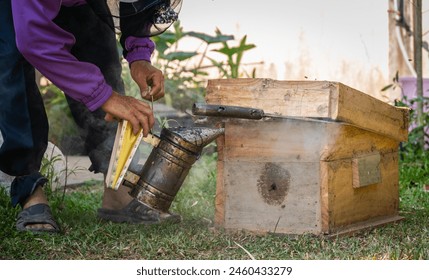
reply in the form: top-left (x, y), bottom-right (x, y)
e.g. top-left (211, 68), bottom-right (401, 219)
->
top-left (207, 57), bottom-right (229, 77)
top-left (190, 70), bottom-right (210, 77)
top-left (153, 31), bottom-right (177, 46)
top-left (381, 84), bottom-right (394, 91)
top-left (172, 21), bottom-right (184, 39)
top-left (164, 51), bottom-right (198, 61)
top-left (186, 31), bottom-right (234, 44)
top-left (213, 44), bottom-right (256, 57)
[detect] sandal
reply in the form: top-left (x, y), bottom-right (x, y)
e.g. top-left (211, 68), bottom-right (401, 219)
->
top-left (16, 204), bottom-right (61, 233)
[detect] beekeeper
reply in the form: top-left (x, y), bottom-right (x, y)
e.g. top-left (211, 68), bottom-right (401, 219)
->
top-left (0, 0), bottom-right (181, 233)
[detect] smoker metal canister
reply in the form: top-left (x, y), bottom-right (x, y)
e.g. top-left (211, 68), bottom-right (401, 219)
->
top-left (129, 127), bottom-right (224, 212)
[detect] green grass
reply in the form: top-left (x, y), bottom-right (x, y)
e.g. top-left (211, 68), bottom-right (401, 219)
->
top-left (1, 151), bottom-right (428, 260)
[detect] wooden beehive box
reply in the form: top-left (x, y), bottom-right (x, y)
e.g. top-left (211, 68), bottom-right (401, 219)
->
top-left (206, 79), bottom-right (409, 236)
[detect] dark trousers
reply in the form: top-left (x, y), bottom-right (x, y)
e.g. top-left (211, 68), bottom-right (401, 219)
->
top-left (0, 0), bottom-right (124, 206)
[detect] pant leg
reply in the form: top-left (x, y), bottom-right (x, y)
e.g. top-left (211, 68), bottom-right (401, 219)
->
top-left (0, 0), bottom-right (49, 206)
top-left (54, 0), bottom-right (125, 175)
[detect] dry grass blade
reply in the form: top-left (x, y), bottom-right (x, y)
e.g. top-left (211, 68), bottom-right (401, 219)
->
top-left (234, 241), bottom-right (256, 260)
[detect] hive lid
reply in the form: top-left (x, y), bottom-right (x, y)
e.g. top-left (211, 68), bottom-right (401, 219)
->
top-left (205, 79), bottom-right (409, 142)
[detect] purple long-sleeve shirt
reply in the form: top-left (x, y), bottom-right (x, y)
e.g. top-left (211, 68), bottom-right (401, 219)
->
top-left (11, 0), bottom-right (155, 111)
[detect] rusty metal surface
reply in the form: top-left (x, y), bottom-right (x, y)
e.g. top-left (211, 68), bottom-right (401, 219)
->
top-left (163, 127), bottom-right (225, 152)
top-left (130, 182), bottom-right (175, 212)
top-left (129, 126), bottom-right (224, 212)
top-left (192, 103), bottom-right (334, 123)
top-left (192, 103), bottom-right (264, 120)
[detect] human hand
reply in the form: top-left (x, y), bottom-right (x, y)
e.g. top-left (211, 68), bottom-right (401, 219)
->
top-left (130, 60), bottom-right (165, 101)
top-left (102, 91), bottom-right (155, 136)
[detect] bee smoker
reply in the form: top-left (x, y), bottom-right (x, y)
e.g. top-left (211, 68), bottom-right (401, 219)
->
top-left (124, 126), bottom-right (224, 213)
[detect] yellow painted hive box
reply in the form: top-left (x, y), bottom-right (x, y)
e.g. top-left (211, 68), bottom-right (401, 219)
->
top-left (206, 78), bottom-right (409, 236)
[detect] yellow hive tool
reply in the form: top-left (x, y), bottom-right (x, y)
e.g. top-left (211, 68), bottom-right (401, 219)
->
top-left (105, 120), bottom-right (159, 190)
